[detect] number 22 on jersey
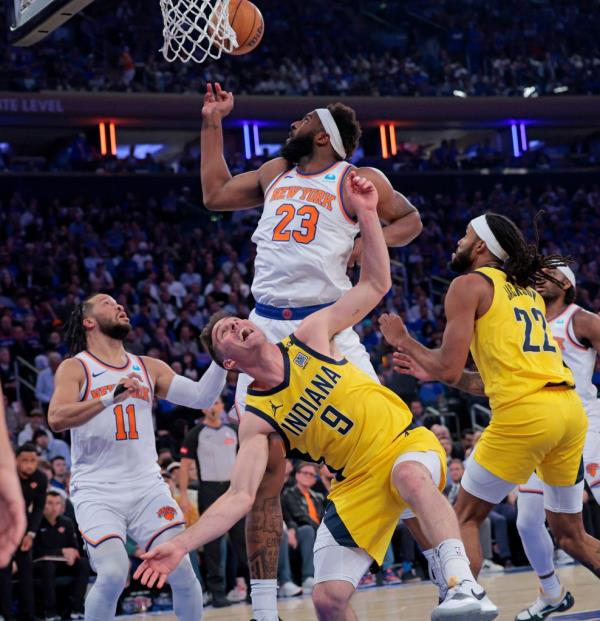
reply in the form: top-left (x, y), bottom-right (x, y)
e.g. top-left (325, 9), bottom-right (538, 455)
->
top-left (272, 204), bottom-right (319, 244)
top-left (114, 404), bottom-right (139, 441)
top-left (514, 306), bottom-right (557, 353)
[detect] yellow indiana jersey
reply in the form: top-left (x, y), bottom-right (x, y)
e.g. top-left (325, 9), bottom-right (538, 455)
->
top-left (470, 267), bottom-right (574, 412)
top-left (245, 334), bottom-right (413, 483)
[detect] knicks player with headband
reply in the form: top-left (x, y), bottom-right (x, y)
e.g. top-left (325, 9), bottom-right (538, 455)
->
top-left (201, 83), bottom-right (421, 620)
top-left (380, 213), bottom-right (600, 618)
top-left (48, 293), bottom-right (228, 621)
top-left (514, 264), bottom-right (600, 621)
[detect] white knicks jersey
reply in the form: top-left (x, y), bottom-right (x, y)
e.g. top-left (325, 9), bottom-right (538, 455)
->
top-left (251, 162), bottom-right (359, 307)
top-left (70, 351), bottom-right (159, 485)
top-left (550, 304), bottom-right (600, 420)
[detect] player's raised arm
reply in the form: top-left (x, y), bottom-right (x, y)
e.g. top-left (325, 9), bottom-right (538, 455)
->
top-left (295, 172), bottom-right (391, 346)
top-left (48, 359), bottom-right (142, 432)
top-left (201, 82), bottom-right (284, 211)
top-left (133, 414), bottom-right (272, 588)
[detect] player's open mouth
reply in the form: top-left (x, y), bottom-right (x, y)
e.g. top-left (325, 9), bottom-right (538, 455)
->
top-left (240, 327), bottom-right (253, 342)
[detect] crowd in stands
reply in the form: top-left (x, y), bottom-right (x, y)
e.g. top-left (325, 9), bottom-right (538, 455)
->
top-left (2, 177), bottom-right (600, 615)
top-left (2, 0), bottom-right (600, 96)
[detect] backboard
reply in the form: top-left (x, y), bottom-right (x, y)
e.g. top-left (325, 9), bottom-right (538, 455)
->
top-left (8, 0), bottom-right (95, 46)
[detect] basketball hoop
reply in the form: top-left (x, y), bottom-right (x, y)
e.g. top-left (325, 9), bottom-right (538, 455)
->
top-left (159, 0), bottom-right (238, 63)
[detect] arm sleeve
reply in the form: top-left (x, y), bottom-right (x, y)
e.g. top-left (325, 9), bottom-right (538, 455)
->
top-left (165, 363), bottom-right (227, 409)
top-left (28, 472), bottom-right (48, 533)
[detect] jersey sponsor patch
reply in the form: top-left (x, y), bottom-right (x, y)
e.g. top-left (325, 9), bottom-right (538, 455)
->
top-left (324, 173), bottom-right (336, 181)
top-left (133, 364), bottom-right (141, 371)
top-left (157, 506), bottom-right (178, 521)
top-left (293, 352), bottom-right (310, 368)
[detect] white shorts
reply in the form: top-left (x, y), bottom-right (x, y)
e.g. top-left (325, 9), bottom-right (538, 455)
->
top-left (464, 455), bottom-right (583, 513)
top-left (71, 473), bottom-right (185, 551)
top-left (313, 450), bottom-right (442, 586)
top-left (234, 308), bottom-right (377, 419)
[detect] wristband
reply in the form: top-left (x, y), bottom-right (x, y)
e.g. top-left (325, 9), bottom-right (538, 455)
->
top-left (100, 383), bottom-right (127, 408)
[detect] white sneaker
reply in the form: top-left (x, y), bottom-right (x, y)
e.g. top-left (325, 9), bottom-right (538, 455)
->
top-left (278, 581), bottom-right (302, 598)
top-left (553, 548), bottom-right (576, 567)
top-left (432, 579), bottom-right (498, 621)
top-left (227, 583), bottom-right (248, 603)
top-left (302, 577), bottom-right (315, 593)
top-left (515, 587), bottom-right (574, 620)
top-left (480, 559), bottom-right (505, 574)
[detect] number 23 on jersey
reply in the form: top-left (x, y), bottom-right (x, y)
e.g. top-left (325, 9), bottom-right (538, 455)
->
top-left (272, 204), bottom-right (319, 244)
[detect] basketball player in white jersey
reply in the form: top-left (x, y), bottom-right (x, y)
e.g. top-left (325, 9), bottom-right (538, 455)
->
top-left (201, 83), bottom-right (422, 621)
top-left (48, 293), bottom-right (228, 621)
top-left (515, 264), bottom-right (600, 620)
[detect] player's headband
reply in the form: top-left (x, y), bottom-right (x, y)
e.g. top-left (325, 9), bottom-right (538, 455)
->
top-left (470, 215), bottom-right (508, 262)
top-left (315, 108), bottom-right (347, 159)
top-left (556, 265), bottom-right (576, 288)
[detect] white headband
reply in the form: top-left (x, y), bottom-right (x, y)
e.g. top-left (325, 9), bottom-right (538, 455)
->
top-left (315, 108), bottom-right (347, 159)
top-left (470, 215), bottom-right (509, 262)
top-left (557, 265), bottom-right (576, 288)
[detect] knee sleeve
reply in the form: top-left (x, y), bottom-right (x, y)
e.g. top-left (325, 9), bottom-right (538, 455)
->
top-left (517, 491), bottom-right (546, 534)
top-left (153, 530), bottom-right (203, 621)
top-left (516, 492), bottom-right (555, 577)
top-left (84, 539), bottom-right (130, 621)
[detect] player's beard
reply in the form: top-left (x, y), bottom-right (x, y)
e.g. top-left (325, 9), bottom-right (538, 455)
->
top-left (449, 242), bottom-right (476, 273)
top-left (97, 317), bottom-right (131, 341)
top-left (280, 132), bottom-right (316, 165)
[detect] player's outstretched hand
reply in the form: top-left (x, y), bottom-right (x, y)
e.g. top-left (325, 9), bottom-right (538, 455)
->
top-left (379, 313), bottom-right (410, 349)
top-left (347, 171), bottom-right (378, 214)
top-left (392, 352), bottom-right (433, 382)
top-left (202, 82), bottom-right (234, 119)
top-left (113, 372), bottom-right (143, 404)
top-left (133, 539), bottom-right (186, 589)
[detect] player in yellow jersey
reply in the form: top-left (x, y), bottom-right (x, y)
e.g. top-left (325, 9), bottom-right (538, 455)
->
top-left (133, 174), bottom-right (498, 621)
top-left (379, 213), bottom-right (600, 599)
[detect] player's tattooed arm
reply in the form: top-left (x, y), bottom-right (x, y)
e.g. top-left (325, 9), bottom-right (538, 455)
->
top-left (451, 370), bottom-right (486, 396)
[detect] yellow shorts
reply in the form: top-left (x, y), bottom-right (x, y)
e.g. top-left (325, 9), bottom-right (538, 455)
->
top-left (326, 426), bottom-right (446, 564)
top-left (475, 387), bottom-right (587, 486)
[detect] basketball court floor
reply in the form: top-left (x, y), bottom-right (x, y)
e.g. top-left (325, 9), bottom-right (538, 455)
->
top-left (121, 565), bottom-right (599, 621)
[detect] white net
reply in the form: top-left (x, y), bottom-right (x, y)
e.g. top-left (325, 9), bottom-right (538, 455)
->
top-left (159, 0), bottom-right (238, 64)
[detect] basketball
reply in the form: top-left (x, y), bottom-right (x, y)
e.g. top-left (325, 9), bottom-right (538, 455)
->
top-left (227, 0), bottom-right (264, 56)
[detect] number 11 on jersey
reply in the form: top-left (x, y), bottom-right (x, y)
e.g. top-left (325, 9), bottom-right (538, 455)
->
top-left (114, 404), bottom-right (139, 441)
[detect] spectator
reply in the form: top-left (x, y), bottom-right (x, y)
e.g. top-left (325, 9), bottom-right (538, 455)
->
top-left (33, 428), bottom-right (71, 468)
top-left (17, 410), bottom-right (52, 446)
top-left (281, 462), bottom-right (325, 594)
top-left (49, 456), bottom-right (68, 491)
top-left (35, 352), bottom-right (62, 414)
top-left (33, 490), bottom-right (89, 620)
top-left (0, 443), bottom-right (47, 621)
